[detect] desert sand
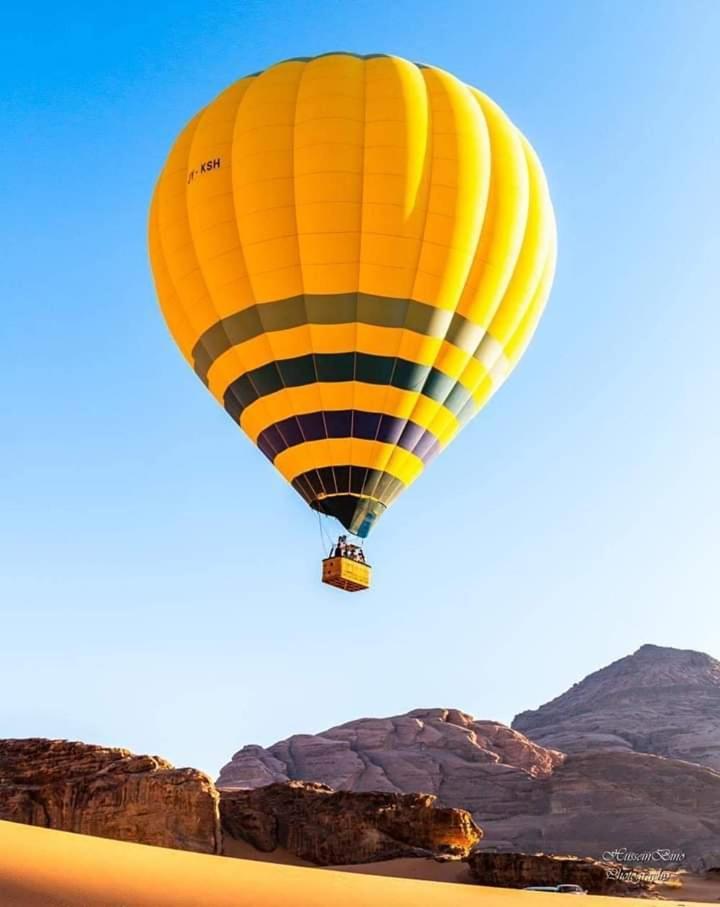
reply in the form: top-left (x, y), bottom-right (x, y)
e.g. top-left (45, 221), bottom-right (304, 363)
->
top-left (226, 838), bottom-right (477, 882)
top-left (0, 820), bottom-right (706, 907)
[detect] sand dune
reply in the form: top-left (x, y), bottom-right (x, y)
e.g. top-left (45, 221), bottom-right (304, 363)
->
top-left (0, 820), bottom-right (697, 907)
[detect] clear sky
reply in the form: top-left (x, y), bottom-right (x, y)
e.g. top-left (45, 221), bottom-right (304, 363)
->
top-left (2, 1), bottom-right (719, 777)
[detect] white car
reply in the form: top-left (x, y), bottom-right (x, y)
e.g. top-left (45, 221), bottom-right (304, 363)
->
top-left (524, 885), bottom-right (588, 895)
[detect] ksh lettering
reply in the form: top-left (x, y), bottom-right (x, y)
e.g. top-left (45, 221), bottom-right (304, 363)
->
top-left (187, 159), bottom-right (222, 183)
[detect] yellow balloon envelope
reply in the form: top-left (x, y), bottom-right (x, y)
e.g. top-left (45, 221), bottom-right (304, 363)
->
top-left (149, 52), bottom-right (556, 537)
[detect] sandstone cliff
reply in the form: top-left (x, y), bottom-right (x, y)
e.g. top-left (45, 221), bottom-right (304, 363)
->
top-left (0, 739), bottom-right (221, 854)
top-left (513, 644), bottom-right (720, 770)
top-left (220, 780), bottom-right (481, 865)
top-left (0, 738), bottom-right (483, 869)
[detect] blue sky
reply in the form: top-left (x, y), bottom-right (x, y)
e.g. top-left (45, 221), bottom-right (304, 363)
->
top-left (2, 1), bottom-right (719, 776)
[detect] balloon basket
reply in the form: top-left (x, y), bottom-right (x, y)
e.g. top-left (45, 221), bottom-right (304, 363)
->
top-left (321, 553), bottom-right (372, 592)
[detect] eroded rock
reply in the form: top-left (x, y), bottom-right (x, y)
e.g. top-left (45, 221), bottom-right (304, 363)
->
top-left (0, 739), bottom-right (220, 854)
top-left (220, 780), bottom-right (482, 865)
top-left (467, 851), bottom-right (653, 896)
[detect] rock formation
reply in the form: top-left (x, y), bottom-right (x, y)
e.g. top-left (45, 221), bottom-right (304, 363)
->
top-left (467, 852), bottom-right (652, 896)
top-left (513, 644), bottom-right (720, 770)
top-left (0, 739), bottom-right (220, 854)
top-left (216, 663), bottom-right (720, 871)
top-left (220, 780), bottom-right (481, 865)
top-left (217, 708), bottom-right (564, 825)
top-left (0, 738), bottom-right (484, 868)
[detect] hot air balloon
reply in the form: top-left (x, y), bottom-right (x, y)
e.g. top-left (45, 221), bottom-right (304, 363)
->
top-left (149, 52), bottom-right (556, 592)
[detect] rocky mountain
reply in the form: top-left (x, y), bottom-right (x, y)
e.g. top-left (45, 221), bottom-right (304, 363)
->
top-left (216, 647), bottom-right (720, 870)
top-left (0, 739), bottom-right (220, 853)
top-left (221, 781), bottom-right (481, 865)
top-left (217, 708), bottom-right (564, 823)
top-left (512, 644), bottom-right (720, 770)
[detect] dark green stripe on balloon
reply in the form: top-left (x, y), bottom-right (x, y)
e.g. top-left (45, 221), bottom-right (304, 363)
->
top-left (222, 352), bottom-right (475, 423)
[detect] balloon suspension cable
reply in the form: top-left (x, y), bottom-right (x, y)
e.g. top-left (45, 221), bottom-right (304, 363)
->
top-left (317, 512), bottom-right (367, 558)
top-left (317, 511), bottom-right (334, 556)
